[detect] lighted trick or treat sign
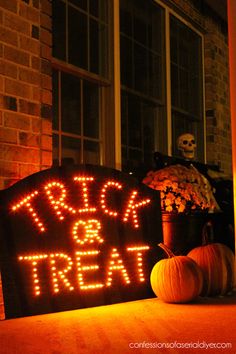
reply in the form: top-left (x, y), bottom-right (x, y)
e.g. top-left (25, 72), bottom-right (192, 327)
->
top-left (0, 165), bottom-right (162, 318)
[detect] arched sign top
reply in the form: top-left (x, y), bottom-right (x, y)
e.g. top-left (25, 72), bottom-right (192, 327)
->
top-left (0, 165), bottom-right (163, 318)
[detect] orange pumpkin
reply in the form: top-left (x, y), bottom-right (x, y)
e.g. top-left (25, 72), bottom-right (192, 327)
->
top-left (150, 243), bottom-right (203, 303)
top-left (188, 222), bottom-right (235, 296)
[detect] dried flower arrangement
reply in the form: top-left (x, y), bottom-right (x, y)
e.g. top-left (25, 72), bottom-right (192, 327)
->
top-left (143, 164), bottom-right (220, 213)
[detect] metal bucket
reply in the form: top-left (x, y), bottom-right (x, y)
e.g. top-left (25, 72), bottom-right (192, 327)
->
top-left (161, 212), bottom-right (234, 255)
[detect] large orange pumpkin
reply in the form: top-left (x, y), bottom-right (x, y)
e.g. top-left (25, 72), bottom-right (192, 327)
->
top-left (188, 221), bottom-right (235, 296)
top-left (150, 243), bottom-right (203, 303)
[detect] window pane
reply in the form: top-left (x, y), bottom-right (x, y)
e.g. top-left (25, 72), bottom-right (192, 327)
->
top-left (52, 0), bottom-right (66, 60)
top-left (128, 148), bottom-right (142, 168)
top-left (134, 43), bottom-right (148, 93)
top-left (120, 37), bottom-right (133, 87)
top-left (133, 14), bottom-right (147, 46)
top-left (90, 0), bottom-right (108, 21)
top-left (90, 19), bottom-right (108, 76)
top-left (128, 95), bottom-right (141, 148)
top-left (171, 64), bottom-right (179, 107)
top-left (170, 15), bottom-right (202, 117)
top-left (120, 0), bottom-right (164, 100)
top-left (70, 0), bottom-right (87, 10)
top-left (83, 81), bottom-right (99, 138)
top-left (90, 19), bottom-right (99, 73)
top-left (84, 140), bottom-right (100, 164)
top-left (62, 136), bottom-right (81, 165)
top-left (170, 15), bottom-right (203, 161)
top-left (68, 7), bottom-right (87, 69)
top-left (52, 134), bottom-right (59, 165)
top-left (148, 5), bottom-right (163, 54)
top-left (121, 93), bottom-right (128, 145)
top-left (149, 53), bottom-right (162, 98)
top-left (120, 6), bottom-right (132, 36)
top-left (52, 70), bottom-right (59, 130)
top-left (143, 103), bottom-right (155, 153)
top-left (61, 73), bottom-right (81, 134)
top-left (120, 0), bottom-right (168, 172)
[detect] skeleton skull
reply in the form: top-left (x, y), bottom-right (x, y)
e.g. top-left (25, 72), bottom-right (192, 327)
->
top-left (177, 133), bottom-right (196, 160)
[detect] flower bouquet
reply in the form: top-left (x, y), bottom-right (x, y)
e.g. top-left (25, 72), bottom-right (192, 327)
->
top-left (143, 164), bottom-right (220, 214)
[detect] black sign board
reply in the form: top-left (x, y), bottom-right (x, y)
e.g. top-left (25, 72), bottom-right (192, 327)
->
top-left (0, 165), bottom-right (163, 318)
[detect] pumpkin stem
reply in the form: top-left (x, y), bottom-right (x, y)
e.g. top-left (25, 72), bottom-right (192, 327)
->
top-left (202, 220), bottom-right (214, 245)
top-left (158, 243), bottom-right (175, 258)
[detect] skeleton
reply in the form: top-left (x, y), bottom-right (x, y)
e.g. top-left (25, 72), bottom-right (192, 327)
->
top-left (177, 133), bottom-right (196, 160)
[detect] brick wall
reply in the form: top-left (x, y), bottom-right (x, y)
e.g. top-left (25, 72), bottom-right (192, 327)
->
top-left (0, 0), bottom-right (52, 320)
top-left (0, 0), bottom-right (52, 190)
top-left (171, 0), bottom-right (232, 175)
top-left (204, 14), bottom-right (231, 174)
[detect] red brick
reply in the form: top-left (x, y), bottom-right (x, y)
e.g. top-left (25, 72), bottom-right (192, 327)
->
top-left (19, 67), bottom-right (40, 85)
top-left (41, 119), bottom-right (52, 134)
top-left (19, 35), bottom-right (40, 55)
top-left (2, 95), bottom-right (17, 111)
top-left (5, 78), bottom-right (31, 99)
top-left (0, 160), bottom-right (18, 177)
top-left (31, 56), bottom-right (40, 70)
top-left (4, 111), bottom-right (31, 130)
top-left (4, 12), bottom-right (30, 36)
top-left (40, 43), bottom-right (51, 60)
top-left (18, 163), bottom-right (40, 178)
top-left (0, 112), bottom-right (3, 125)
top-left (31, 86), bottom-right (40, 101)
top-left (41, 74), bottom-right (52, 90)
top-left (4, 45), bottom-right (30, 67)
top-left (0, 0), bottom-right (17, 13)
top-left (0, 178), bottom-right (5, 191)
top-left (41, 150), bottom-right (52, 166)
top-left (0, 59), bottom-right (17, 79)
top-left (41, 89), bottom-right (52, 105)
top-left (31, 117), bottom-right (41, 132)
top-left (40, 59), bottom-right (51, 75)
top-left (19, 3), bottom-right (40, 23)
top-left (33, 0), bottom-right (40, 10)
top-left (41, 0), bottom-right (52, 16)
top-left (0, 26), bottom-right (18, 46)
top-left (40, 12), bottom-right (51, 30)
top-left (0, 127), bottom-right (17, 144)
top-left (0, 144), bottom-right (40, 163)
top-left (40, 28), bottom-right (52, 46)
top-left (41, 134), bottom-right (52, 150)
top-left (19, 132), bottom-right (40, 147)
top-left (0, 9), bottom-right (3, 25)
top-left (19, 99), bottom-right (40, 116)
top-left (0, 75), bottom-right (3, 92)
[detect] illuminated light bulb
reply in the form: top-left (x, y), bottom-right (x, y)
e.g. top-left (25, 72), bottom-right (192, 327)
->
top-left (12, 191), bottom-right (46, 232)
top-left (18, 254), bottom-right (49, 296)
top-left (49, 253), bottom-right (74, 293)
top-left (127, 246), bottom-right (150, 282)
top-left (123, 191), bottom-right (151, 228)
top-left (72, 219), bottom-right (104, 245)
top-left (106, 248), bottom-right (130, 287)
top-left (76, 250), bottom-right (104, 290)
top-left (100, 180), bottom-right (122, 217)
top-left (73, 176), bottom-right (96, 213)
top-left (44, 181), bottom-right (76, 219)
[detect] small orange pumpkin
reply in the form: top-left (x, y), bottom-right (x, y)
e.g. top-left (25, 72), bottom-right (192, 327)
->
top-left (150, 243), bottom-right (203, 303)
top-left (188, 221), bottom-right (235, 297)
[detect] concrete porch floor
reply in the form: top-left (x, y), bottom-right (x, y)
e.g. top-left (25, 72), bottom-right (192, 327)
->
top-left (0, 294), bottom-right (235, 354)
